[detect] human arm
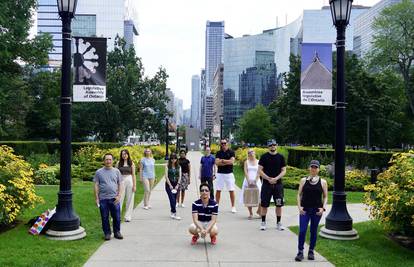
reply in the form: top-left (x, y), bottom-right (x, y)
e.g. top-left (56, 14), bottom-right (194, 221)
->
top-left (94, 182), bottom-right (100, 207)
top-left (165, 166), bottom-right (173, 189)
top-left (258, 165), bottom-right (274, 183)
top-left (221, 157), bottom-right (235, 165)
top-left (139, 161), bottom-right (144, 182)
top-left (275, 166), bottom-right (287, 182)
top-left (132, 163), bottom-right (136, 192)
top-left (317, 179), bottom-right (329, 215)
top-left (175, 167), bottom-right (181, 190)
top-left (297, 178), bottom-right (306, 215)
top-left (114, 171), bottom-right (122, 204)
top-left (188, 162), bottom-right (191, 184)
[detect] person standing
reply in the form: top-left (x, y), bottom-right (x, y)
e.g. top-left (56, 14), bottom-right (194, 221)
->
top-left (177, 150), bottom-right (191, 208)
top-left (116, 149), bottom-right (136, 222)
top-left (295, 160), bottom-right (328, 262)
top-left (199, 146), bottom-right (216, 200)
top-left (258, 140), bottom-right (287, 231)
top-left (215, 139), bottom-right (237, 213)
top-left (140, 148), bottom-right (155, 210)
top-left (189, 183), bottom-right (219, 245)
top-left (165, 153), bottom-right (182, 220)
top-left (94, 153), bottom-right (123, 240)
top-left (240, 149), bottom-right (261, 219)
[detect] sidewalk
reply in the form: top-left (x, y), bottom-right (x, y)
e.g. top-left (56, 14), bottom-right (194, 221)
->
top-left (85, 151), bottom-right (369, 267)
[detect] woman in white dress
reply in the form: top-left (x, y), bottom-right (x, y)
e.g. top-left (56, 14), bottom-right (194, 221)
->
top-left (240, 149), bottom-right (262, 219)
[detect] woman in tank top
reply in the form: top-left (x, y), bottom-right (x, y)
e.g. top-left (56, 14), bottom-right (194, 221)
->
top-left (295, 160), bottom-right (328, 262)
top-left (140, 148), bottom-right (155, 210)
top-left (116, 149), bottom-right (136, 222)
top-left (239, 149), bottom-right (262, 219)
top-left (165, 152), bottom-right (182, 220)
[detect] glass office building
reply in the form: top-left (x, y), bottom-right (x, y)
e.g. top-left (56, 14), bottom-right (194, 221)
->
top-left (191, 75), bottom-right (201, 129)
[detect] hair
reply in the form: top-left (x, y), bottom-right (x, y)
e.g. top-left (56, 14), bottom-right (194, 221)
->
top-left (144, 148), bottom-right (153, 157)
top-left (179, 149), bottom-right (187, 155)
top-left (103, 153), bottom-right (113, 161)
top-left (119, 149), bottom-right (133, 167)
top-left (199, 183), bottom-right (210, 192)
top-left (167, 152), bottom-right (180, 169)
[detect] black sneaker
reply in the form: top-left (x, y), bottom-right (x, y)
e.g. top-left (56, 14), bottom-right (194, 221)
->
top-left (295, 252), bottom-right (304, 262)
top-left (104, 234), bottom-right (111, 241)
top-left (114, 232), bottom-right (124, 239)
top-left (308, 250), bottom-right (315, 260)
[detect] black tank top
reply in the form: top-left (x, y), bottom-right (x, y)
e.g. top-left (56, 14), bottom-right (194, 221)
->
top-left (300, 177), bottom-right (323, 208)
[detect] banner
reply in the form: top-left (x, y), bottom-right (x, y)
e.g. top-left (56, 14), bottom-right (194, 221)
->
top-left (73, 37), bottom-right (107, 102)
top-left (300, 43), bottom-right (332, 106)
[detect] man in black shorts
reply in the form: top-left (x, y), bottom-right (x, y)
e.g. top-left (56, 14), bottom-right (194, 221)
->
top-left (258, 139), bottom-right (287, 231)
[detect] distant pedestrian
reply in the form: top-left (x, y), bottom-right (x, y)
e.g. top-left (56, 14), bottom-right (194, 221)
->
top-left (116, 149), bottom-right (136, 222)
top-left (94, 153), bottom-right (123, 240)
top-left (177, 150), bottom-right (191, 207)
top-left (258, 140), bottom-right (287, 231)
top-left (199, 146), bottom-right (216, 200)
top-left (165, 152), bottom-right (182, 220)
top-left (140, 148), bottom-right (155, 210)
top-left (215, 139), bottom-right (237, 213)
top-left (189, 183), bottom-right (219, 245)
top-left (295, 160), bottom-right (328, 262)
top-left (240, 149), bottom-right (261, 219)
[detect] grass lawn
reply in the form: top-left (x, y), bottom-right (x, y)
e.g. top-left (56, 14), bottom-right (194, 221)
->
top-left (0, 165), bottom-right (164, 267)
top-left (289, 221), bottom-right (414, 267)
top-left (233, 164), bottom-right (364, 205)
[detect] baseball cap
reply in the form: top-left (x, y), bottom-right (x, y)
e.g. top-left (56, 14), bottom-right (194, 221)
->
top-left (267, 139), bottom-right (277, 146)
top-left (309, 160), bottom-right (320, 168)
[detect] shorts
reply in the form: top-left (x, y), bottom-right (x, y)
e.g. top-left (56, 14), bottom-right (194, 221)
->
top-left (260, 183), bottom-right (284, 208)
top-left (215, 173), bottom-right (235, 191)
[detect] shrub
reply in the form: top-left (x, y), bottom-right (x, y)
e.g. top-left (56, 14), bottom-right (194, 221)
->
top-left (0, 146), bottom-right (43, 226)
top-left (33, 164), bottom-right (60, 185)
top-left (364, 151), bottom-right (414, 236)
top-left (26, 152), bottom-right (60, 169)
top-left (73, 146), bottom-right (105, 181)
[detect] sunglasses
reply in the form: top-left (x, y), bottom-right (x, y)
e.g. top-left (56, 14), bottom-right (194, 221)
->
top-left (171, 157), bottom-right (177, 160)
top-left (221, 143), bottom-right (227, 145)
top-left (200, 189), bottom-right (210, 192)
top-left (268, 144), bottom-right (276, 147)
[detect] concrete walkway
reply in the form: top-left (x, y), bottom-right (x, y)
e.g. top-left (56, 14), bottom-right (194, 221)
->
top-left (85, 151), bottom-right (369, 267)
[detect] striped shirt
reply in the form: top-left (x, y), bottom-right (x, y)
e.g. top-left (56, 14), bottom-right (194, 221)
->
top-left (192, 199), bottom-right (218, 222)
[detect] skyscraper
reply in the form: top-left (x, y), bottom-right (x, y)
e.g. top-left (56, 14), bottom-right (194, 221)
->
top-left (191, 75), bottom-right (201, 129)
top-left (213, 64), bottom-right (224, 136)
top-left (200, 69), bottom-right (206, 131)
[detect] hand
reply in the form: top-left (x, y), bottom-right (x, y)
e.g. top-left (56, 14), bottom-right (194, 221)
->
top-left (132, 186), bottom-right (136, 192)
top-left (174, 185), bottom-right (179, 190)
top-left (213, 175), bottom-right (216, 180)
top-left (169, 185), bottom-right (173, 190)
top-left (269, 178), bottom-right (277, 184)
top-left (200, 229), bottom-right (207, 238)
top-left (299, 207), bottom-right (306, 215)
top-left (96, 198), bottom-right (100, 207)
top-left (114, 195), bottom-right (121, 205)
top-left (316, 208), bottom-right (324, 216)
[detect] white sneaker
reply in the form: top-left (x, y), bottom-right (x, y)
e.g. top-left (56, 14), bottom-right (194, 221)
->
top-left (143, 206), bottom-right (149, 210)
top-left (148, 205), bottom-right (152, 209)
top-left (171, 213), bottom-right (181, 220)
top-left (181, 203), bottom-right (186, 208)
top-left (176, 203), bottom-right (179, 208)
top-left (260, 221), bottom-right (266, 231)
top-left (276, 222), bottom-right (285, 231)
top-left (231, 207), bottom-right (237, 213)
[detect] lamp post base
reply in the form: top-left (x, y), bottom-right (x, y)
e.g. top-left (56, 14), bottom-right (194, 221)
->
top-left (319, 226), bottom-right (359, 240)
top-left (46, 226), bottom-right (86, 241)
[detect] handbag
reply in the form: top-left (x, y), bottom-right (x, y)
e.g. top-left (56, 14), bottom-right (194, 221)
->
top-left (243, 183), bottom-right (260, 207)
top-left (28, 207), bottom-right (56, 235)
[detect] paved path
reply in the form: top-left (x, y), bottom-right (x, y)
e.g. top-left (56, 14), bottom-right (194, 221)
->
top-left (85, 151), bottom-right (369, 267)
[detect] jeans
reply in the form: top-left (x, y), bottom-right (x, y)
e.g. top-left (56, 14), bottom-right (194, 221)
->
top-left (165, 181), bottom-right (178, 213)
top-left (298, 207), bottom-right (322, 251)
top-left (201, 177), bottom-right (215, 200)
top-left (99, 198), bottom-right (121, 235)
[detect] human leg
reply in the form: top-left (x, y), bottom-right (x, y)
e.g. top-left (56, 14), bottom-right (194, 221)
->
top-left (298, 212), bottom-right (311, 252)
top-left (124, 176), bottom-right (134, 221)
top-left (309, 210), bottom-right (322, 251)
top-left (109, 199), bottom-right (121, 235)
top-left (119, 180), bottom-right (126, 212)
top-left (99, 199), bottom-right (111, 236)
top-left (142, 178), bottom-right (150, 207)
top-left (165, 182), bottom-right (177, 214)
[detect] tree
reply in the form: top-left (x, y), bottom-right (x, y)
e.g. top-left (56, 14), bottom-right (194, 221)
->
top-left (369, 0), bottom-right (414, 116)
top-left (236, 104), bottom-right (274, 145)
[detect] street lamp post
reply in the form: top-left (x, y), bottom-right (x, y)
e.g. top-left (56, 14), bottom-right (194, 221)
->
top-left (320, 0), bottom-right (358, 240)
top-left (208, 130), bottom-right (211, 148)
top-left (220, 115), bottom-right (224, 140)
top-left (176, 125), bottom-right (179, 152)
top-left (165, 117), bottom-right (169, 160)
top-left (47, 0), bottom-right (85, 240)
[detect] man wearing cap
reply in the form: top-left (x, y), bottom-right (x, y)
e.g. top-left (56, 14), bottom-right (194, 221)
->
top-left (295, 160), bottom-right (328, 261)
top-left (258, 140), bottom-right (287, 231)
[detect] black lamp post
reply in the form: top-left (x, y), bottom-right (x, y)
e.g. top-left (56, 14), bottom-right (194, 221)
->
top-left (47, 0), bottom-right (85, 240)
top-left (208, 130), bottom-right (211, 148)
top-left (320, 0), bottom-right (358, 240)
top-left (165, 117), bottom-right (169, 160)
top-left (176, 125), bottom-right (179, 152)
top-left (220, 115), bottom-right (224, 140)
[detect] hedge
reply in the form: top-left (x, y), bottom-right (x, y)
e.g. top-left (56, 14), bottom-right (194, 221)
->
top-left (0, 141), bottom-right (120, 158)
top-left (285, 147), bottom-right (393, 170)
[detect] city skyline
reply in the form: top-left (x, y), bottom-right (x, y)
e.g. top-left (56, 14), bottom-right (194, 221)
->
top-left (134, 0), bottom-right (381, 109)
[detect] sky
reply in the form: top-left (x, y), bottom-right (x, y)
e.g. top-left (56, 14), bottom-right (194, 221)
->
top-left (134, 0), bottom-right (381, 109)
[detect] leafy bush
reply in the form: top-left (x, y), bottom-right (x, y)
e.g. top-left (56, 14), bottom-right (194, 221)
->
top-left (210, 143), bottom-right (220, 154)
top-left (364, 151), bottom-right (414, 236)
top-left (73, 146), bottom-right (105, 181)
top-left (0, 146), bottom-right (42, 226)
top-left (26, 152), bottom-right (60, 169)
top-left (33, 164), bottom-right (60, 185)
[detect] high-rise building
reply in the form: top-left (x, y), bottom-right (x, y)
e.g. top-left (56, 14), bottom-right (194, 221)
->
top-left (166, 88), bottom-right (175, 123)
top-left (353, 0), bottom-right (404, 58)
top-left (183, 109), bottom-right (191, 126)
top-left (191, 75), bottom-right (201, 129)
top-left (174, 98), bottom-right (183, 126)
top-left (205, 21), bottom-right (224, 94)
top-left (213, 64), bottom-right (224, 136)
top-left (200, 69), bottom-right (206, 131)
top-left (205, 95), bottom-right (214, 132)
top-left (36, 0), bottom-right (138, 67)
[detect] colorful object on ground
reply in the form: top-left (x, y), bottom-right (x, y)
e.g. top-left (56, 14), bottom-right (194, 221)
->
top-left (29, 208), bottom-right (56, 235)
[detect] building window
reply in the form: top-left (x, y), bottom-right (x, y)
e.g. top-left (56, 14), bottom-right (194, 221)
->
top-left (72, 15), bottom-right (96, 37)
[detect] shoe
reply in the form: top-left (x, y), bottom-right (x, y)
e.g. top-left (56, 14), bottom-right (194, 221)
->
top-left (247, 215), bottom-right (253, 220)
top-left (181, 203), bottom-right (186, 208)
top-left (104, 234), bottom-right (111, 241)
top-left (191, 235), bottom-right (199, 245)
top-left (148, 205), bottom-right (152, 209)
top-left (124, 218), bottom-right (131, 222)
top-left (114, 232), bottom-right (123, 239)
top-left (176, 203), bottom-right (179, 208)
top-left (231, 207), bottom-right (237, 213)
top-left (308, 250), bottom-right (315, 260)
top-left (210, 235), bottom-right (217, 245)
top-left (143, 206), bottom-right (149, 210)
top-left (260, 221), bottom-right (266, 231)
top-left (295, 252), bottom-right (304, 262)
top-left (276, 222), bottom-right (285, 231)
top-left (170, 213), bottom-right (181, 220)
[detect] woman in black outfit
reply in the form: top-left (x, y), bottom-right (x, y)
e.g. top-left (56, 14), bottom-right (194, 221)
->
top-left (295, 160), bottom-right (328, 262)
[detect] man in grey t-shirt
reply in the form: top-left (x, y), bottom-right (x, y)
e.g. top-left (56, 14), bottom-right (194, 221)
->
top-left (94, 153), bottom-right (123, 240)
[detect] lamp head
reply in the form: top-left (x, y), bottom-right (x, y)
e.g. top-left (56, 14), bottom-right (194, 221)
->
top-left (57, 0), bottom-right (78, 18)
top-left (329, 0), bottom-right (353, 27)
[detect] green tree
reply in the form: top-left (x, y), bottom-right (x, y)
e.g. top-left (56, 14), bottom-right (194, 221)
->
top-left (369, 0), bottom-right (414, 116)
top-left (236, 104), bottom-right (274, 145)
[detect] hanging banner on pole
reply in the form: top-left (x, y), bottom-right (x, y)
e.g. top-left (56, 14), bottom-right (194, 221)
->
top-left (73, 37), bottom-right (107, 102)
top-left (300, 43), bottom-right (333, 106)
